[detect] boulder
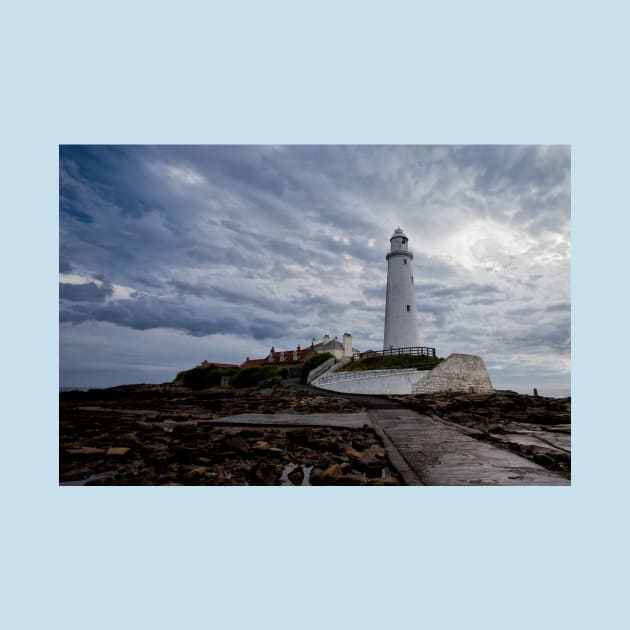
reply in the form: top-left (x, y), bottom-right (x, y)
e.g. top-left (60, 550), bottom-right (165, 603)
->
top-left (288, 466), bottom-right (305, 485)
top-left (222, 437), bottom-right (251, 454)
top-left (253, 463), bottom-right (279, 486)
top-left (319, 464), bottom-right (344, 484)
top-left (106, 447), bottom-right (130, 456)
top-left (338, 472), bottom-right (365, 485)
top-left (67, 447), bottom-right (106, 455)
top-left (287, 428), bottom-right (313, 446)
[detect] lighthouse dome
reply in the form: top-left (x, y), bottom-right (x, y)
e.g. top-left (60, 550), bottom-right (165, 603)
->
top-left (389, 226), bottom-right (409, 252)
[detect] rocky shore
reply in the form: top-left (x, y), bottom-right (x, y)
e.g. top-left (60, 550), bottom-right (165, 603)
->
top-left (60, 385), bottom-right (571, 485)
top-left (60, 384), bottom-right (401, 486)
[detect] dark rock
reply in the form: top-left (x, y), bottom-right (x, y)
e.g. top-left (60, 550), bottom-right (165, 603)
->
top-left (222, 437), bottom-right (251, 454)
top-left (309, 467), bottom-right (325, 484)
top-left (60, 384), bottom-right (393, 486)
top-left (382, 473), bottom-right (401, 486)
top-left (337, 472), bottom-right (365, 485)
top-left (320, 464), bottom-right (344, 484)
top-left (309, 438), bottom-right (335, 451)
top-left (106, 447), bottom-right (130, 456)
top-left (287, 428), bottom-right (313, 446)
top-left (344, 447), bottom-right (364, 464)
top-left (487, 425), bottom-right (507, 434)
top-left (288, 466), bottom-right (305, 485)
top-left (253, 463), bottom-right (279, 486)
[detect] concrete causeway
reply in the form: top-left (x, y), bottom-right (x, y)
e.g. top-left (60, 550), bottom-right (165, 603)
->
top-left (368, 408), bottom-right (570, 486)
top-left (205, 412), bottom-right (371, 429)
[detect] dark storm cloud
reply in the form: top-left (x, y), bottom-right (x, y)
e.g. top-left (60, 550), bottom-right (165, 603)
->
top-left (416, 282), bottom-right (500, 299)
top-left (509, 317), bottom-right (571, 352)
top-left (545, 302), bottom-right (571, 313)
top-left (59, 259), bottom-right (73, 274)
top-left (363, 278), bottom-right (500, 306)
top-left (411, 253), bottom-right (461, 281)
top-left (59, 281), bottom-right (113, 302)
top-left (60, 292), bottom-right (289, 340)
top-left (362, 285), bottom-right (386, 301)
top-left (465, 297), bottom-right (502, 306)
top-left (453, 145), bottom-right (569, 193)
top-left (292, 292), bottom-right (348, 318)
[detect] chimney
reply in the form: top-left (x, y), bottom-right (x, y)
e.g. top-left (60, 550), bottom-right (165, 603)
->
top-left (343, 333), bottom-right (352, 357)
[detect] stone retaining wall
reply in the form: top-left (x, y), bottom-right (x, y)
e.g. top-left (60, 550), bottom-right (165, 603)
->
top-left (411, 353), bottom-right (493, 394)
top-left (316, 368), bottom-right (428, 395)
top-left (314, 353), bottom-right (493, 395)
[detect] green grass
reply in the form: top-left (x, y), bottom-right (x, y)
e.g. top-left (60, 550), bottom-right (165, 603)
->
top-left (174, 365), bottom-right (238, 390)
top-left (174, 364), bottom-right (287, 390)
top-left (231, 365), bottom-right (288, 388)
top-left (339, 354), bottom-right (442, 372)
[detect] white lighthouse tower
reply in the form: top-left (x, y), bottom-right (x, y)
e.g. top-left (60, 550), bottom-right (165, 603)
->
top-left (383, 227), bottom-right (421, 351)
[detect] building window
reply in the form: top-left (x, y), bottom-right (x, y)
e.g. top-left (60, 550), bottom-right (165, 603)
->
top-left (403, 259), bottom-right (407, 264)
top-left (406, 305), bottom-right (410, 311)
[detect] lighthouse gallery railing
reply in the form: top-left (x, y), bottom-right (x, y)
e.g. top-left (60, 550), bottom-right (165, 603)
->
top-left (351, 346), bottom-right (436, 361)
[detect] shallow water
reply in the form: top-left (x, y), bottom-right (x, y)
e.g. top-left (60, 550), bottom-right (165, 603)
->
top-left (279, 464), bottom-right (313, 486)
top-left (59, 471), bottom-right (118, 486)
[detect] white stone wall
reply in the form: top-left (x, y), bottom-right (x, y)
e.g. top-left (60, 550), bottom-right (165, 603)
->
top-left (342, 333), bottom-right (352, 357)
top-left (312, 353), bottom-right (494, 395)
top-left (317, 368), bottom-right (428, 395)
top-left (411, 353), bottom-right (494, 394)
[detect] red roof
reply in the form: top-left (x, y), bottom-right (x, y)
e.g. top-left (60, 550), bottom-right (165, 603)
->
top-left (240, 347), bottom-right (313, 370)
top-left (200, 360), bottom-right (239, 369)
top-left (239, 358), bottom-right (268, 370)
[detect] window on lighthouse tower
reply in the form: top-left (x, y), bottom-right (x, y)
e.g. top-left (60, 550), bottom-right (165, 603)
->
top-left (406, 305), bottom-right (411, 311)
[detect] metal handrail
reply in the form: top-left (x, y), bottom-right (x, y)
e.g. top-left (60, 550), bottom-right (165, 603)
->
top-left (306, 357), bottom-right (337, 384)
top-left (352, 346), bottom-right (436, 360)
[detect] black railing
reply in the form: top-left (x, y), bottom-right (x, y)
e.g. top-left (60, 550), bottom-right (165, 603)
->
top-left (352, 346), bottom-right (436, 360)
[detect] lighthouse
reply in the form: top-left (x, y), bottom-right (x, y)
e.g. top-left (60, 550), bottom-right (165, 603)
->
top-left (383, 227), bottom-right (421, 351)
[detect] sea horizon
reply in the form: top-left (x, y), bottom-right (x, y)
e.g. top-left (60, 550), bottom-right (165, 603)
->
top-left (59, 383), bottom-right (571, 398)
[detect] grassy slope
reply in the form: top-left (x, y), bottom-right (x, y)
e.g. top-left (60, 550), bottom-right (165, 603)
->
top-left (338, 355), bottom-right (442, 372)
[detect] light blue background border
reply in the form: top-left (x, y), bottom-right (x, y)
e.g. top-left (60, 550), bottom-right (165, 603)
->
top-left (3, 1), bottom-right (628, 629)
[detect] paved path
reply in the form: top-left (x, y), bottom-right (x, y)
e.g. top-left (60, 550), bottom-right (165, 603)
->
top-left (205, 412), bottom-right (371, 429)
top-left (368, 409), bottom-right (570, 486)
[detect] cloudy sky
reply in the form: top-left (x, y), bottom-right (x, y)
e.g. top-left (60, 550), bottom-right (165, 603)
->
top-left (59, 145), bottom-right (570, 394)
